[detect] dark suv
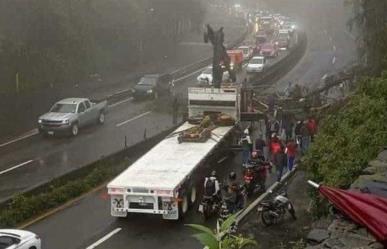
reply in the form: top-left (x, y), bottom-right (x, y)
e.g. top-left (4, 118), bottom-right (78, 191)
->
top-left (132, 74), bottom-right (173, 100)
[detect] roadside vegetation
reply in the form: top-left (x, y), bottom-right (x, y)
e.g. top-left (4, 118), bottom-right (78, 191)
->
top-left (0, 160), bottom-right (125, 227)
top-left (301, 0), bottom-right (387, 217)
top-left (186, 214), bottom-right (257, 249)
top-left (346, 0), bottom-right (387, 76)
top-left (303, 74), bottom-right (387, 215)
top-left (0, 0), bottom-right (204, 93)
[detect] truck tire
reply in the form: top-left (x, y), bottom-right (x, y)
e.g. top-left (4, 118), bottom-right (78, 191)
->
top-left (98, 112), bottom-right (105, 124)
top-left (190, 186), bottom-right (197, 205)
top-left (71, 123), bottom-right (79, 137)
top-left (179, 194), bottom-right (189, 220)
top-left (38, 129), bottom-right (48, 138)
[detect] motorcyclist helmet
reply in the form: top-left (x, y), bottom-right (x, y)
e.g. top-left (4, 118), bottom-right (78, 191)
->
top-left (251, 151), bottom-right (258, 159)
top-left (229, 171), bottom-right (237, 181)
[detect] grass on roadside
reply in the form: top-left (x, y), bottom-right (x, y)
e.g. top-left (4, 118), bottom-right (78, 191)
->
top-left (0, 160), bottom-right (126, 228)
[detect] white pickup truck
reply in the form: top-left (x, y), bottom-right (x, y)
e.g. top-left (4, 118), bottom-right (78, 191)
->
top-left (107, 86), bottom-right (241, 220)
top-left (38, 98), bottom-right (107, 137)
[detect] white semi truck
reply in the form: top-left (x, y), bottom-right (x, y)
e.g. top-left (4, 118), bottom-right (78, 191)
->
top-left (107, 86), bottom-right (241, 220)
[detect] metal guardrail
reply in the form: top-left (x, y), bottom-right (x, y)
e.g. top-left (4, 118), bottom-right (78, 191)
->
top-left (105, 28), bottom-right (249, 104)
top-left (250, 31), bottom-right (308, 87)
top-left (235, 168), bottom-right (298, 225)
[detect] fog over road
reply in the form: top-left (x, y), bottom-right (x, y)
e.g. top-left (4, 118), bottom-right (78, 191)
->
top-left (3, 0), bottom-right (358, 248)
top-left (270, 0), bottom-right (356, 91)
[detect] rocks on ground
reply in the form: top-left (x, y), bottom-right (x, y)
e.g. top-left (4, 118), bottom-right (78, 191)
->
top-left (305, 149), bottom-right (387, 249)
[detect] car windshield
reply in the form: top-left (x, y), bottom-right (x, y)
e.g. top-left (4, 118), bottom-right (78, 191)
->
top-left (139, 77), bottom-right (157, 86)
top-left (50, 103), bottom-right (77, 113)
top-left (263, 43), bottom-right (273, 49)
top-left (256, 36), bottom-right (266, 43)
top-left (241, 48), bottom-right (249, 54)
top-left (279, 33), bottom-right (288, 39)
top-left (251, 58), bottom-right (264, 64)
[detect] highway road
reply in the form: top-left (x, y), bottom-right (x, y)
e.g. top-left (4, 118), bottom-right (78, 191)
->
top-left (0, 24), bottom-right (286, 249)
top-left (4, 0), bottom-right (357, 248)
top-left (0, 14), bottom-right (250, 201)
top-left (272, 0), bottom-right (357, 92)
top-left (0, 26), bottom-right (289, 202)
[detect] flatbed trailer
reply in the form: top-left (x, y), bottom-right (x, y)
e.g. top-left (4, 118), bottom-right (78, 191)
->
top-left (107, 86), bottom-right (240, 220)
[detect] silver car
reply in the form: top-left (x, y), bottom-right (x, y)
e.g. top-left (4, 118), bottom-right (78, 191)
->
top-left (0, 229), bottom-right (41, 249)
top-left (38, 98), bottom-right (107, 137)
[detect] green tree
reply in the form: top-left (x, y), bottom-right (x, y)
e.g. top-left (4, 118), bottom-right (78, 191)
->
top-left (347, 0), bottom-right (387, 75)
top-left (186, 214), bottom-right (257, 249)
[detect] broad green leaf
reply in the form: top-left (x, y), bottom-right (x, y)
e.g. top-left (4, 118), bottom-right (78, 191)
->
top-left (192, 232), bottom-right (219, 249)
top-left (220, 212), bottom-right (240, 231)
top-left (185, 224), bottom-right (216, 239)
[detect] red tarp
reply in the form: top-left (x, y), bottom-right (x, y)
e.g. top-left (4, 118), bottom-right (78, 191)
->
top-left (319, 185), bottom-right (387, 246)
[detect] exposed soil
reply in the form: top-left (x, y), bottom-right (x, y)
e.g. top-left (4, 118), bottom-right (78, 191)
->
top-left (240, 170), bottom-right (313, 249)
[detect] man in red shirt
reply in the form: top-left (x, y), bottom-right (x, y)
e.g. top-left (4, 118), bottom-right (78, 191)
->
top-left (307, 117), bottom-right (318, 142)
top-left (270, 134), bottom-right (282, 163)
top-left (285, 139), bottom-right (298, 171)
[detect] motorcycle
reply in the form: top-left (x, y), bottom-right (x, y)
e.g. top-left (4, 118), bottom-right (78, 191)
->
top-left (243, 161), bottom-right (270, 197)
top-left (198, 195), bottom-right (221, 220)
top-left (257, 188), bottom-right (296, 226)
top-left (221, 183), bottom-right (247, 215)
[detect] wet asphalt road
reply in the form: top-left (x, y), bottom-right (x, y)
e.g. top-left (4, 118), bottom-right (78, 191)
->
top-left (273, 0), bottom-right (357, 91)
top-left (5, 31), bottom-right (284, 249)
top-left (0, 14), bottom-right (249, 201)
top-left (7, 0), bottom-right (357, 248)
top-left (0, 31), bottom-right (288, 202)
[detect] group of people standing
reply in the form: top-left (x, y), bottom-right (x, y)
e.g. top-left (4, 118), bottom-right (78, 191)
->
top-left (240, 112), bottom-right (318, 182)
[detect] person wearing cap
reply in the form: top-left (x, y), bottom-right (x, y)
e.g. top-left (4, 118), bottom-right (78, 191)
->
top-left (239, 129), bottom-right (252, 164)
top-left (203, 170), bottom-right (220, 199)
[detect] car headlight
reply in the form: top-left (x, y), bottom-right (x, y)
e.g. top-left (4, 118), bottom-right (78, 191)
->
top-left (147, 89), bottom-right (153, 94)
top-left (62, 119), bottom-right (69, 124)
top-left (38, 119), bottom-right (42, 124)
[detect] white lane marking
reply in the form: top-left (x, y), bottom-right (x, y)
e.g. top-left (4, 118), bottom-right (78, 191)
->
top-left (0, 160), bottom-right (34, 176)
top-left (332, 56), bottom-right (336, 65)
top-left (0, 129), bottom-right (39, 148)
top-left (116, 111), bottom-right (152, 127)
top-left (329, 36), bottom-right (333, 42)
top-left (86, 227), bottom-right (122, 249)
top-left (108, 97), bottom-right (133, 108)
top-left (345, 30), bottom-right (356, 41)
top-left (333, 45), bottom-right (336, 52)
top-left (174, 66), bottom-right (209, 83)
top-left (114, 88), bottom-right (131, 95)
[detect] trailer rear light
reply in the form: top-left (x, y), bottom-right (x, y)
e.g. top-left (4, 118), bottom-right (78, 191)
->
top-left (109, 188), bottom-right (125, 194)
